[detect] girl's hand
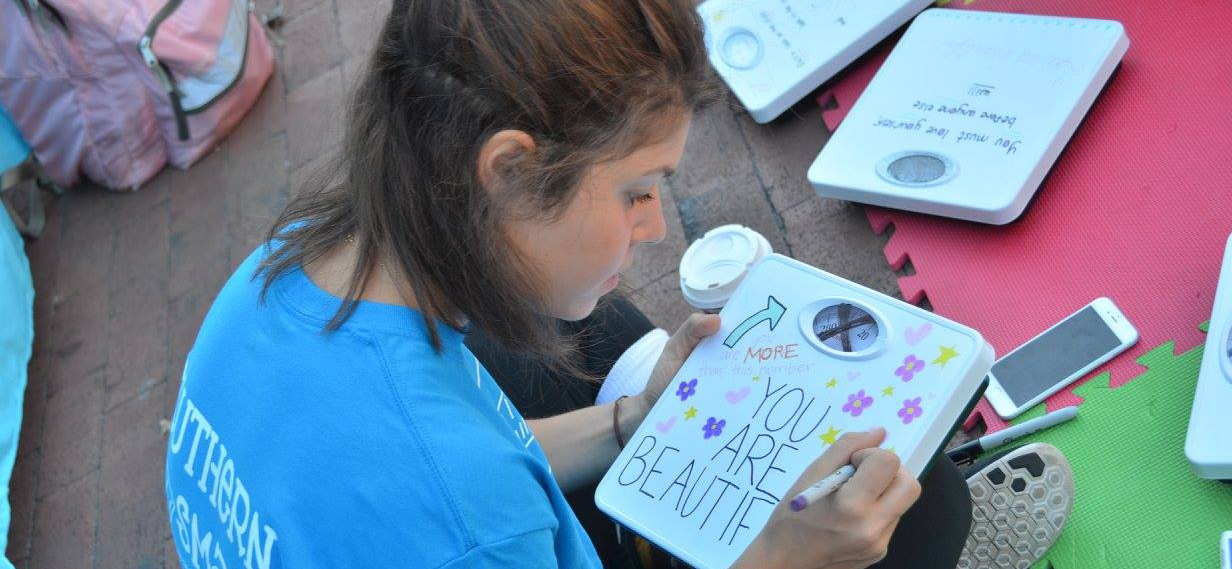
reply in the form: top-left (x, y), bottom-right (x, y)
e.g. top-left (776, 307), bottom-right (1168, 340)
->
top-left (631, 313), bottom-right (721, 420)
top-left (733, 428), bottom-right (921, 569)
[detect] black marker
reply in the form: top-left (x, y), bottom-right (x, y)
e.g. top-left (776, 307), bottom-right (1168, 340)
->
top-left (947, 407), bottom-right (1078, 465)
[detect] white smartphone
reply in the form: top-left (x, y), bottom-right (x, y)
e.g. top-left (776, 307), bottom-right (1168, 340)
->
top-left (986, 297), bottom-right (1139, 420)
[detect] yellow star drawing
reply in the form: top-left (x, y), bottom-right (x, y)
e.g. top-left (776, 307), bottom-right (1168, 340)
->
top-left (819, 426), bottom-right (842, 445)
top-left (683, 406), bottom-right (697, 420)
top-left (882, 385), bottom-right (894, 397)
top-left (825, 377), bottom-right (838, 388)
top-left (751, 375), bottom-right (760, 382)
top-left (932, 345), bottom-right (960, 368)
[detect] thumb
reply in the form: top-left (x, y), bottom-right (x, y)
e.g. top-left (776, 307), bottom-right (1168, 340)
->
top-left (639, 314), bottom-right (722, 410)
top-left (660, 313), bottom-right (721, 366)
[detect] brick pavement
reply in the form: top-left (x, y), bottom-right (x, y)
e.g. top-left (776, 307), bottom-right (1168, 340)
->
top-left (4, 2), bottom-right (912, 567)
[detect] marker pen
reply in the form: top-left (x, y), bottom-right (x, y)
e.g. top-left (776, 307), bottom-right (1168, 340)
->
top-left (789, 464), bottom-right (856, 512)
top-left (947, 406), bottom-right (1078, 465)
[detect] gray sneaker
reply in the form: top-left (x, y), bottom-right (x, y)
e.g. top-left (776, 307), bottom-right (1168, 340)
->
top-left (957, 442), bottom-right (1075, 569)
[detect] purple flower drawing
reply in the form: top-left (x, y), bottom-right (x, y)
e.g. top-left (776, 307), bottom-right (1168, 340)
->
top-left (898, 398), bottom-right (923, 425)
top-left (703, 417), bottom-right (726, 439)
top-left (676, 378), bottom-right (698, 402)
top-left (895, 354), bottom-right (926, 382)
top-left (842, 389), bottom-right (874, 417)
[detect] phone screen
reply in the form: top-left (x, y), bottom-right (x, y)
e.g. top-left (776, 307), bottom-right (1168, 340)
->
top-left (992, 306), bottom-right (1122, 406)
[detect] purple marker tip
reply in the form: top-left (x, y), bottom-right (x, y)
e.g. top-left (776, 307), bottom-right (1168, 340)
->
top-left (789, 496), bottom-right (808, 512)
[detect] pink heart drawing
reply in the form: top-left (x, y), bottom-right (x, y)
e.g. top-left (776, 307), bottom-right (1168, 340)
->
top-left (656, 415), bottom-right (677, 433)
top-left (905, 323), bottom-right (933, 346)
top-left (846, 371), bottom-right (861, 381)
top-left (726, 386), bottom-right (751, 404)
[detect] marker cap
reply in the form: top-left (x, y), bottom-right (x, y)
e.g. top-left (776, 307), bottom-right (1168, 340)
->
top-left (679, 224), bottom-right (773, 310)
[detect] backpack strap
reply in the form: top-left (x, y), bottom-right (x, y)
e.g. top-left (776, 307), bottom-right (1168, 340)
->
top-left (1, 158), bottom-right (59, 239)
top-left (10, 0), bottom-right (69, 34)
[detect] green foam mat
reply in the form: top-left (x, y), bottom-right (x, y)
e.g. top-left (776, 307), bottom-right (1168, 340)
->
top-left (1009, 323), bottom-right (1232, 568)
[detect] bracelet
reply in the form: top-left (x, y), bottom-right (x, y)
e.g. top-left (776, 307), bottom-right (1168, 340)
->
top-left (613, 396), bottom-right (629, 449)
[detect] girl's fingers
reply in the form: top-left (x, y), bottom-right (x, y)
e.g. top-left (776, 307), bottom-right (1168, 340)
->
top-left (873, 467), bottom-right (922, 519)
top-left (783, 428), bottom-right (887, 501)
top-left (834, 449), bottom-right (900, 514)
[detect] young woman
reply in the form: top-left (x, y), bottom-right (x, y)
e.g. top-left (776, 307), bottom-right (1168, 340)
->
top-left (166, 1), bottom-right (1068, 567)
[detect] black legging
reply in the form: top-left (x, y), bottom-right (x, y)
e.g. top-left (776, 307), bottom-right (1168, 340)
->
top-left (466, 296), bottom-right (972, 569)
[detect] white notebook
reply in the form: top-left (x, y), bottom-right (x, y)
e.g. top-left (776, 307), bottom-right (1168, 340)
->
top-left (595, 254), bottom-right (993, 569)
top-left (697, 0), bottom-right (933, 123)
top-left (808, 9), bottom-right (1129, 224)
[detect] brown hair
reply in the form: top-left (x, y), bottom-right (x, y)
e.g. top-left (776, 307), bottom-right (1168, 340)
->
top-left (258, 0), bottom-right (720, 362)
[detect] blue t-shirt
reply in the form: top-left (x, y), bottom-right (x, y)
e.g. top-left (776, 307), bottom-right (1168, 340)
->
top-left (164, 246), bottom-right (601, 568)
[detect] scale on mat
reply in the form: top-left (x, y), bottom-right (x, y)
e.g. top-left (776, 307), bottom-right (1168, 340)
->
top-left (1186, 233), bottom-right (1232, 481)
top-left (807, 9), bottom-right (1129, 224)
top-left (696, 0), bottom-right (932, 124)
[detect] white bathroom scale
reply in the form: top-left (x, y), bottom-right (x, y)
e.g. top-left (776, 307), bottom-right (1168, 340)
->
top-left (1186, 233), bottom-right (1232, 481)
top-left (595, 254), bottom-right (994, 568)
top-left (808, 9), bottom-right (1128, 224)
top-left (697, 0), bottom-right (933, 124)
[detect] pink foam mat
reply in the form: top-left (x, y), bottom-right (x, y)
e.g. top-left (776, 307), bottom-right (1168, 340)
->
top-left (817, 0), bottom-right (1232, 432)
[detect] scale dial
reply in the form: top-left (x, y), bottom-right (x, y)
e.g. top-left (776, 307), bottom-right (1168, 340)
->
top-left (812, 302), bottom-right (879, 353)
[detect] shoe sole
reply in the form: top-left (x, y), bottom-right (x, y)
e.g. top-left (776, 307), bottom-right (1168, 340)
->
top-left (958, 442), bottom-right (1075, 569)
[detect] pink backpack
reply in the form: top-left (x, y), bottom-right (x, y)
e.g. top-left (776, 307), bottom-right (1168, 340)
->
top-left (0, 0), bottom-right (275, 190)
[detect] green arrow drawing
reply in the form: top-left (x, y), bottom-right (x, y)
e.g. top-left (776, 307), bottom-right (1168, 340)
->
top-left (723, 296), bottom-right (786, 348)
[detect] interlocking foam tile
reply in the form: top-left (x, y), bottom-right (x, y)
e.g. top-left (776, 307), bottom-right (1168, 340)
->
top-left (1007, 323), bottom-right (1231, 569)
top-left (814, 0), bottom-right (1232, 433)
